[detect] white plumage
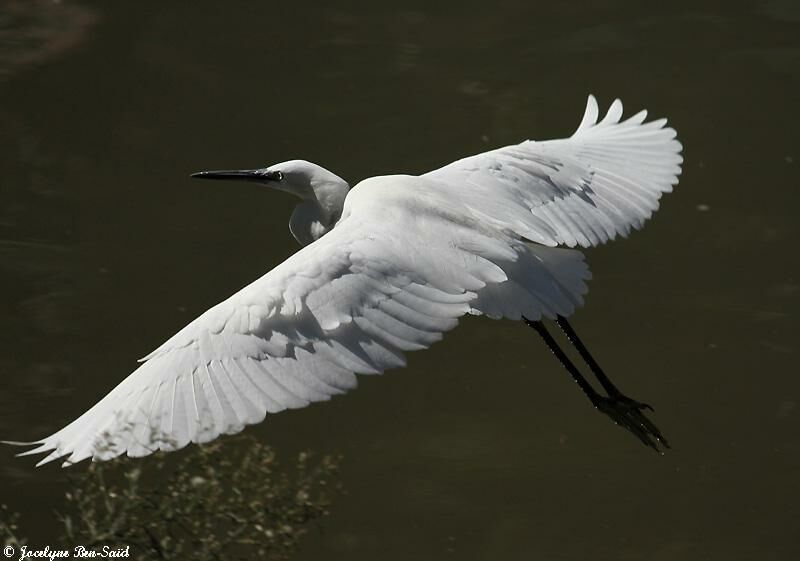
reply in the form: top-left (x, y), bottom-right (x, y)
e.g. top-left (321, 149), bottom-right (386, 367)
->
top-left (8, 95), bottom-right (682, 466)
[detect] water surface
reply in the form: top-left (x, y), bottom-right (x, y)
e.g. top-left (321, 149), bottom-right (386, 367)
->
top-left (1, 1), bottom-right (798, 559)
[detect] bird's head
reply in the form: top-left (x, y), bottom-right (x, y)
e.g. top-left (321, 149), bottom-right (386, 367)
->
top-left (191, 159), bottom-right (350, 246)
top-left (191, 159), bottom-right (344, 199)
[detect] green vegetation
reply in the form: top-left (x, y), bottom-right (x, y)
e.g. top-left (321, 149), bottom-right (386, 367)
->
top-left (1, 435), bottom-right (341, 560)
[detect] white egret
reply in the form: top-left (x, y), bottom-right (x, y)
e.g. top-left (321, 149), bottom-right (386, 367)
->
top-left (6, 95), bottom-right (682, 466)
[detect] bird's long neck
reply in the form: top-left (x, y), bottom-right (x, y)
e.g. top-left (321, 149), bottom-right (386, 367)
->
top-left (289, 175), bottom-right (349, 246)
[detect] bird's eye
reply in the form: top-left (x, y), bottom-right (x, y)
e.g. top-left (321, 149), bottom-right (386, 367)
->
top-left (274, 171), bottom-right (284, 181)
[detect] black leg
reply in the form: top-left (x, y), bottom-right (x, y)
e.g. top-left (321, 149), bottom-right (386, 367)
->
top-left (522, 317), bottom-right (600, 404)
top-left (555, 315), bottom-right (645, 405)
top-left (523, 315), bottom-right (670, 452)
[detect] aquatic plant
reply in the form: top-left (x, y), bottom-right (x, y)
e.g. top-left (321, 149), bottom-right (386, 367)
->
top-left (2, 434), bottom-right (341, 560)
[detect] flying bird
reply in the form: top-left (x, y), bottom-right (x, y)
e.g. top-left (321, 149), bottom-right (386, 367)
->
top-left (7, 95), bottom-right (682, 466)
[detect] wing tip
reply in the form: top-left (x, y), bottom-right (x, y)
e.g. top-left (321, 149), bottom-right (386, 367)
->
top-left (1, 439), bottom-right (42, 447)
top-left (574, 94), bottom-right (600, 134)
top-left (574, 95), bottom-right (682, 141)
top-left (600, 98), bottom-right (624, 124)
top-left (2, 437), bottom-right (75, 467)
top-left (573, 94), bottom-right (625, 132)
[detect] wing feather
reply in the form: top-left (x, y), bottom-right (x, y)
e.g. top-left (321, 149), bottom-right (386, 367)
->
top-left (426, 94), bottom-right (682, 248)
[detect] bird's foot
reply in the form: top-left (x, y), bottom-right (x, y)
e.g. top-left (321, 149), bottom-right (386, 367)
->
top-left (592, 393), bottom-right (670, 453)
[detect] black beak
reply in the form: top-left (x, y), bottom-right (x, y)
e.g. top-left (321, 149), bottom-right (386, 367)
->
top-left (190, 169), bottom-right (282, 182)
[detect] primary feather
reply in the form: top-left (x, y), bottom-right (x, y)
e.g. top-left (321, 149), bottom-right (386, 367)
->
top-left (8, 95), bottom-right (682, 466)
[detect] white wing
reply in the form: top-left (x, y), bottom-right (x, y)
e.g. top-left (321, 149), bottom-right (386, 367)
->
top-left (426, 95), bottom-right (683, 247)
top-left (11, 95), bottom-right (678, 466)
top-left (12, 182), bottom-right (588, 466)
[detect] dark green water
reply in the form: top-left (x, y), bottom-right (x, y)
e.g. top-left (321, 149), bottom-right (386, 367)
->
top-left (1, 1), bottom-right (798, 559)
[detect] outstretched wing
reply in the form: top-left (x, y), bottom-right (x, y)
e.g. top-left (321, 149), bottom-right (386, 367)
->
top-left (12, 193), bottom-right (587, 466)
top-left (7, 218), bottom-right (458, 465)
top-left (425, 95), bottom-right (683, 247)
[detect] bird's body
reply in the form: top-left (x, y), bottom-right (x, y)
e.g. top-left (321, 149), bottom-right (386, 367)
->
top-left (8, 95), bottom-right (682, 465)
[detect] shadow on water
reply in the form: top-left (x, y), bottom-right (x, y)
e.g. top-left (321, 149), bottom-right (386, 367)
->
top-left (0, 1), bottom-right (798, 560)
